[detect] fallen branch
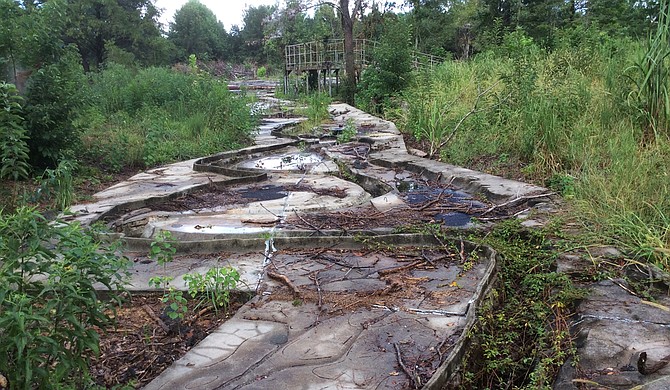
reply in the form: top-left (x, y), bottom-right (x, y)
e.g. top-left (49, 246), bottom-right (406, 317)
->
top-left (267, 271), bottom-right (301, 297)
top-left (476, 207), bottom-right (530, 221)
top-left (420, 250), bottom-right (436, 267)
top-left (259, 203), bottom-right (280, 218)
top-left (394, 342), bottom-right (419, 389)
top-left (431, 81), bottom-right (508, 158)
top-left (416, 188), bottom-right (447, 211)
top-left (638, 351), bottom-right (670, 375)
top-left (294, 211), bottom-right (325, 235)
top-left (459, 240), bottom-right (467, 264)
top-left (310, 272), bottom-right (323, 310)
top-left (480, 192), bottom-right (556, 216)
top-left (378, 260), bottom-right (425, 276)
top-left (316, 253), bottom-right (372, 269)
top-left (142, 304), bottom-right (170, 333)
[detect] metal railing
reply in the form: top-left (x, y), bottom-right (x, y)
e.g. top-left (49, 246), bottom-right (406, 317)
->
top-left (285, 39), bottom-right (443, 72)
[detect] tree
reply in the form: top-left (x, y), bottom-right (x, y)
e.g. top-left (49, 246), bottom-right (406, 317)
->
top-left (339, 0), bottom-right (364, 104)
top-left (357, 17), bottom-right (412, 113)
top-left (169, 0), bottom-right (228, 61)
top-left (240, 4), bottom-right (277, 63)
top-left (583, 0), bottom-right (655, 37)
top-left (64, 0), bottom-right (168, 70)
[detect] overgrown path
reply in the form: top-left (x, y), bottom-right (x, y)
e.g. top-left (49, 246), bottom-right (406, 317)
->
top-left (68, 101), bottom-right (670, 389)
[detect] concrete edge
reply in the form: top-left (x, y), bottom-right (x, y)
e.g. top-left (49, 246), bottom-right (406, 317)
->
top-left (423, 243), bottom-right (499, 389)
top-left (368, 154), bottom-right (549, 202)
top-left (97, 175), bottom-right (267, 223)
top-left (121, 232), bottom-right (456, 253)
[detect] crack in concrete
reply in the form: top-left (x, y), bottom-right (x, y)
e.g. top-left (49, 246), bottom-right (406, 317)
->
top-left (575, 314), bottom-right (670, 328)
top-left (226, 311), bottom-right (396, 389)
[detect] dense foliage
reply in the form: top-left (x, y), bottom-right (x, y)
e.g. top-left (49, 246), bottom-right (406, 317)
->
top-left (78, 64), bottom-right (257, 171)
top-left (0, 207), bottom-right (129, 388)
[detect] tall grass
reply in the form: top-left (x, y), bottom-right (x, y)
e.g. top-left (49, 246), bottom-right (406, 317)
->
top-left (78, 64), bottom-right (258, 171)
top-left (398, 28), bottom-right (670, 267)
top-left (627, 0), bottom-right (670, 141)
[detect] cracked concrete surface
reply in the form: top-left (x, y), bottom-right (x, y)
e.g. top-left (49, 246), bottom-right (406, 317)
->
top-left (68, 102), bottom-right (558, 389)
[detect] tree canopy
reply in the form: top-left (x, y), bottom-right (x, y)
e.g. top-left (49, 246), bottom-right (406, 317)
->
top-left (168, 0), bottom-right (228, 61)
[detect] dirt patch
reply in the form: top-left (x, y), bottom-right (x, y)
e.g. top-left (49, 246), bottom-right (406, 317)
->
top-left (263, 247), bottom-right (464, 313)
top-left (90, 292), bottom-right (249, 388)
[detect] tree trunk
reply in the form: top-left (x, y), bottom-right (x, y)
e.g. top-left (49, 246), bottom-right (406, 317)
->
top-left (340, 0), bottom-right (356, 105)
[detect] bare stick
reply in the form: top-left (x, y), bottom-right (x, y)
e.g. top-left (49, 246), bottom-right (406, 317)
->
top-left (416, 188), bottom-right (448, 211)
top-left (430, 81), bottom-right (508, 157)
top-left (378, 260), bottom-right (425, 276)
top-left (480, 192), bottom-right (556, 216)
top-left (459, 240), bottom-right (467, 264)
top-left (420, 249), bottom-right (437, 267)
top-left (394, 342), bottom-right (418, 389)
top-left (294, 211), bottom-right (325, 235)
top-left (259, 203), bottom-right (280, 218)
top-left (267, 271), bottom-right (301, 297)
top-left (142, 304), bottom-right (170, 333)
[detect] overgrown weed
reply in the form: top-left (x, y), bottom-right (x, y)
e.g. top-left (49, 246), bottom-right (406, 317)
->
top-left (461, 219), bottom-right (584, 389)
top-left (78, 64), bottom-right (258, 172)
top-left (397, 28), bottom-right (670, 269)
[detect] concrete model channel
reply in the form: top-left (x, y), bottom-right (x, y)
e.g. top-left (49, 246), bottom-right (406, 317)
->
top-left (68, 100), bottom-right (552, 389)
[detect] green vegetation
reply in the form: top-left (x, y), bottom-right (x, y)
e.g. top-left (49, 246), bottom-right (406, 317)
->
top-left (357, 18), bottom-right (413, 114)
top-left (0, 82), bottom-right (29, 182)
top-left (184, 267), bottom-right (241, 314)
top-left (78, 64), bottom-right (257, 172)
top-left (294, 93), bottom-right (331, 135)
top-left (462, 220), bottom-right (583, 389)
top-left (393, 26), bottom-right (670, 269)
top-left (0, 207), bottom-right (129, 388)
top-left (148, 231), bottom-right (241, 320)
top-left (337, 118), bottom-right (357, 144)
top-left (147, 231), bottom-right (188, 321)
top-left (2, 0), bottom-right (670, 388)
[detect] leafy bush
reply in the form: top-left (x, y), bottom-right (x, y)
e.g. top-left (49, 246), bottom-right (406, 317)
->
top-left (0, 82), bottom-right (30, 181)
top-left (0, 207), bottom-right (129, 388)
top-left (357, 18), bottom-right (413, 114)
top-left (24, 48), bottom-right (85, 167)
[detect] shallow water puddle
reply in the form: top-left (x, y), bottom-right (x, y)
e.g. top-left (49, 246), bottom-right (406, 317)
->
top-left (239, 153), bottom-right (323, 171)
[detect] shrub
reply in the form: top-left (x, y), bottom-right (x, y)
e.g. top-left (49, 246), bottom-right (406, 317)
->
top-left (356, 18), bottom-right (413, 114)
top-left (0, 82), bottom-right (30, 181)
top-left (0, 207), bottom-right (130, 388)
top-left (24, 48), bottom-right (85, 167)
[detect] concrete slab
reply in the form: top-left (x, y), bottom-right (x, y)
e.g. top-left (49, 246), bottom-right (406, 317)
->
top-left (555, 280), bottom-right (670, 389)
top-left (143, 245), bottom-right (494, 390)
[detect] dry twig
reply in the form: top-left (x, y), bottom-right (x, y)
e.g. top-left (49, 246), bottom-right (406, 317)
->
top-left (480, 193), bottom-right (555, 216)
top-left (142, 304), bottom-right (170, 333)
top-left (267, 271), bottom-right (301, 297)
top-left (378, 260), bottom-right (425, 276)
top-left (394, 342), bottom-right (418, 389)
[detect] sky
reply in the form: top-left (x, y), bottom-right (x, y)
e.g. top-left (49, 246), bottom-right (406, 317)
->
top-left (153, 0), bottom-right (278, 31)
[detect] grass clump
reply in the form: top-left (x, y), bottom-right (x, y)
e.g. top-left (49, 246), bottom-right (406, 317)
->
top-left (294, 93), bottom-right (331, 136)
